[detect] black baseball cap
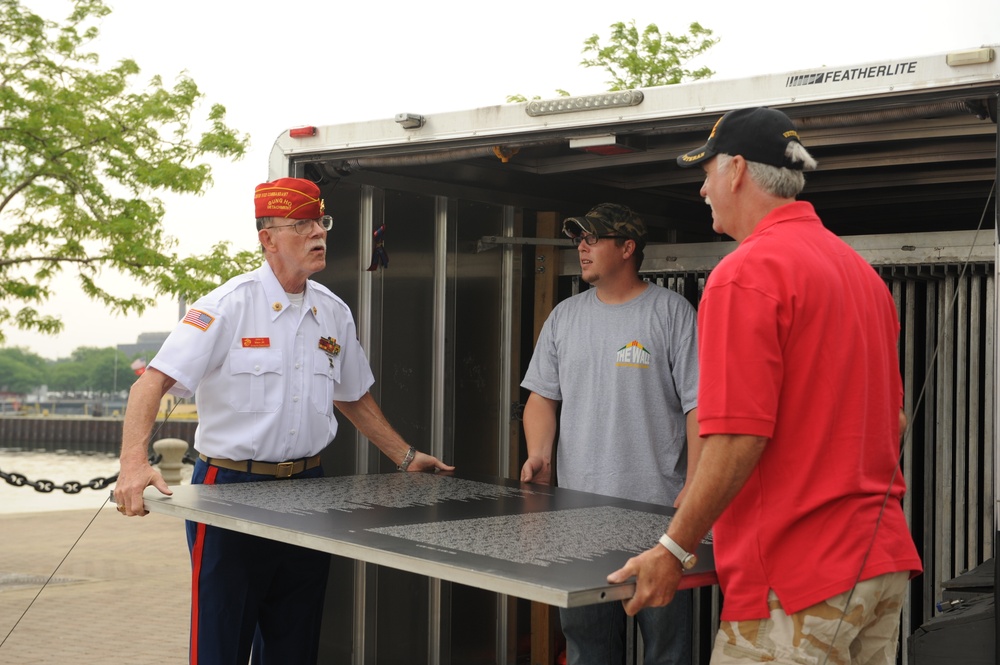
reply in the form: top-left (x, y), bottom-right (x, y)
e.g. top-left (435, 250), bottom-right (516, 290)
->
top-left (677, 107), bottom-right (805, 170)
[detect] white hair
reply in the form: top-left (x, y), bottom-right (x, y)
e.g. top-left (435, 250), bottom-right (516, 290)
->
top-left (717, 142), bottom-right (818, 198)
top-left (787, 141), bottom-right (818, 171)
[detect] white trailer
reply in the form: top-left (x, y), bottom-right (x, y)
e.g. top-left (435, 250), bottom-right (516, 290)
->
top-left (270, 46), bottom-right (999, 665)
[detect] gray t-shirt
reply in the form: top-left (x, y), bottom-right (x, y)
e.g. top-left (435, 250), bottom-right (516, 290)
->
top-left (521, 283), bottom-right (698, 505)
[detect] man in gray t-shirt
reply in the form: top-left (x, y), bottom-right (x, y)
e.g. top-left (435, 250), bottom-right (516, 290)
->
top-left (521, 203), bottom-right (699, 665)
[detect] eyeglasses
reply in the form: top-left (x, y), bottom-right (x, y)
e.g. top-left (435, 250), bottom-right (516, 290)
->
top-left (567, 231), bottom-right (623, 246)
top-left (267, 215), bottom-right (334, 235)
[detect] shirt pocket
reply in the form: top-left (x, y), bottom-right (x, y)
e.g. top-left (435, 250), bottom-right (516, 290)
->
top-left (310, 349), bottom-right (340, 415)
top-left (227, 348), bottom-right (283, 413)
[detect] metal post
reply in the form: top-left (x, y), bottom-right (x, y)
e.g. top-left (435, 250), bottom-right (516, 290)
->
top-left (428, 195), bottom-right (449, 665)
top-left (497, 205), bottom-right (516, 665)
top-left (993, 91), bottom-right (999, 665)
top-left (353, 185), bottom-right (375, 665)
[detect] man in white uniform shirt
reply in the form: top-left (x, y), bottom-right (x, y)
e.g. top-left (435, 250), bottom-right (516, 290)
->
top-left (115, 177), bottom-right (453, 665)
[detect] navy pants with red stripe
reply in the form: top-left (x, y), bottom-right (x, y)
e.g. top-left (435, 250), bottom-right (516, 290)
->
top-left (186, 459), bottom-right (330, 665)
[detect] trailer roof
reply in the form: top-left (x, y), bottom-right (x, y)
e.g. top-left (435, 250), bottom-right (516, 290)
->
top-left (272, 47), bottom-right (999, 240)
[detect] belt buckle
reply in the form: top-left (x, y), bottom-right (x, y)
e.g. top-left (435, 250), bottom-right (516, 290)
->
top-left (276, 462), bottom-right (295, 479)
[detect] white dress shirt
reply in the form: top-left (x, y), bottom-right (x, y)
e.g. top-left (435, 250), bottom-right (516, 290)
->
top-left (150, 263), bottom-right (374, 462)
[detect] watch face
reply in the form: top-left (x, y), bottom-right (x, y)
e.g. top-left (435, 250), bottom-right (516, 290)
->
top-left (682, 554), bottom-right (697, 570)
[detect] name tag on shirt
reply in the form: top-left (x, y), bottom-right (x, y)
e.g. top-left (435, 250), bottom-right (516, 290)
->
top-left (242, 337), bottom-right (271, 348)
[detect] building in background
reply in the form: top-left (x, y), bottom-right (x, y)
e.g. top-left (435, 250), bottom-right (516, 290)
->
top-left (117, 331), bottom-right (170, 362)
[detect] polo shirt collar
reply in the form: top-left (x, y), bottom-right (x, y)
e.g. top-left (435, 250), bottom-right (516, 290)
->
top-left (750, 200), bottom-right (819, 239)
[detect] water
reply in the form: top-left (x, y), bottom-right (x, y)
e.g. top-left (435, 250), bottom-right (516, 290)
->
top-left (0, 448), bottom-right (192, 514)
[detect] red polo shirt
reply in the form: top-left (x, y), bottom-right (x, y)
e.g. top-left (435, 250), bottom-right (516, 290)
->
top-left (698, 201), bottom-right (922, 620)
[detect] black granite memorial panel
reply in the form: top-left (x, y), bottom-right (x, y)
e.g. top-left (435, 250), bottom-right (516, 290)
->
top-left (142, 471), bottom-right (716, 607)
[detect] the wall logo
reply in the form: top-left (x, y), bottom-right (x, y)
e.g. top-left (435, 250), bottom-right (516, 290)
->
top-left (616, 340), bottom-right (651, 368)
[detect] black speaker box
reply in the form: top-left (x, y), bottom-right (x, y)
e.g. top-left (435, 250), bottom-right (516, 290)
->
top-left (908, 593), bottom-right (994, 664)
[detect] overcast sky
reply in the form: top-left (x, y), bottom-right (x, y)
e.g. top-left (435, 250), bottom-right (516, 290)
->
top-left (5, 0), bottom-right (998, 359)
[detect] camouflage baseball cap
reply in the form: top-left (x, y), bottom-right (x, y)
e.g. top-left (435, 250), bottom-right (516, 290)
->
top-left (562, 203), bottom-right (647, 246)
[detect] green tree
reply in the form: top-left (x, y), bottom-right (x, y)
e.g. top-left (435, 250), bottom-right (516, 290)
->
top-left (46, 356), bottom-right (87, 393)
top-left (47, 345), bottom-right (135, 395)
top-left (0, 0), bottom-right (259, 345)
top-left (508, 20), bottom-right (717, 102)
top-left (0, 346), bottom-right (46, 393)
top-left (582, 20), bottom-right (717, 90)
top-left (580, 21), bottom-right (719, 90)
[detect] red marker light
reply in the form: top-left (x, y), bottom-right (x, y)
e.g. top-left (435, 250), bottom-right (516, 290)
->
top-left (289, 126), bottom-right (317, 138)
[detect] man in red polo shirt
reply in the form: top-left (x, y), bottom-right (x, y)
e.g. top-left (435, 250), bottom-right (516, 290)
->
top-left (608, 107), bottom-right (922, 664)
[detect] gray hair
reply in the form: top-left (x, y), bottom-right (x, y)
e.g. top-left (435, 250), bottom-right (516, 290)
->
top-left (256, 217), bottom-right (279, 253)
top-left (717, 142), bottom-right (817, 198)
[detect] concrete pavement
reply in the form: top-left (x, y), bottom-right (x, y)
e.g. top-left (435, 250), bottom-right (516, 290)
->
top-left (0, 506), bottom-right (190, 664)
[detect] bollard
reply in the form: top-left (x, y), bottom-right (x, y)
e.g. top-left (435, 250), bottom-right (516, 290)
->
top-left (153, 438), bottom-right (190, 486)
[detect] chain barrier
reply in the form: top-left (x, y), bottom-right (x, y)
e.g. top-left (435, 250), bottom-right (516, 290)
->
top-left (1, 400), bottom-right (190, 653)
top-left (0, 453), bottom-right (197, 494)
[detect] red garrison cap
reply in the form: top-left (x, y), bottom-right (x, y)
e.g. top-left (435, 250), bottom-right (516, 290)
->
top-left (254, 178), bottom-right (324, 219)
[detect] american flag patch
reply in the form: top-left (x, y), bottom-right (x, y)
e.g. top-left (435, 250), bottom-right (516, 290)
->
top-left (182, 309), bottom-right (215, 331)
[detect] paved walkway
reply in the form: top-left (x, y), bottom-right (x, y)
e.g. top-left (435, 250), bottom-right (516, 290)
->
top-left (0, 506), bottom-right (190, 664)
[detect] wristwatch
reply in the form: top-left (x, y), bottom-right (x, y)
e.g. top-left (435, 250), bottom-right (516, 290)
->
top-left (397, 446), bottom-right (417, 471)
top-left (659, 533), bottom-right (698, 570)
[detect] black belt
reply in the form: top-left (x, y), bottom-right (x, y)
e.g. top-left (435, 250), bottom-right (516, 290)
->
top-left (198, 453), bottom-right (322, 479)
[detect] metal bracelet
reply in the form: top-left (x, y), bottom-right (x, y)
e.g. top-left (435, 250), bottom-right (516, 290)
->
top-left (397, 446), bottom-right (416, 471)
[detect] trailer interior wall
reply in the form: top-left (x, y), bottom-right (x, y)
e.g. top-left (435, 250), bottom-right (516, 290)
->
top-left (306, 179), bottom-right (521, 664)
top-left (272, 48), bottom-right (998, 664)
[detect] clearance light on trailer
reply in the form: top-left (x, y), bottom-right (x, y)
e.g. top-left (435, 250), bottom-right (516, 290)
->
top-left (945, 48), bottom-right (995, 67)
top-left (395, 113), bottom-right (425, 129)
top-left (289, 126), bottom-right (317, 138)
top-left (525, 91), bottom-right (644, 117)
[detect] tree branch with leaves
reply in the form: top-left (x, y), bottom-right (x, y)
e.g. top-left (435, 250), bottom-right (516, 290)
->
top-left (582, 20), bottom-right (718, 90)
top-left (0, 0), bottom-right (255, 343)
top-left (508, 19), bottom-right (717, 103)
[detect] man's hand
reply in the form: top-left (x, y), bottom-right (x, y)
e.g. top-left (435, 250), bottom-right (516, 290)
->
top-left (606, 543), bottom-right (682, 616)
top-left (114, 459), bottom-right (171, 517)
top-left (407, 451), bottom-right (455, 473)
top-left (521, 393), bottom-right (556, 485)
top-left (116, 367), bottom-right (176, 517)
top-left (520, 456), bottom-right (551, 485)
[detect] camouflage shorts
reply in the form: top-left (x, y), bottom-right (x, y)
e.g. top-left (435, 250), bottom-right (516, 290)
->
top-left (711, 571), bottom-right (909, 665)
